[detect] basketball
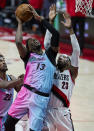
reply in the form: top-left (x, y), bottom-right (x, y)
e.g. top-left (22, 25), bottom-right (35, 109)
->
top-left (15, 4), bottom-right (33, 23)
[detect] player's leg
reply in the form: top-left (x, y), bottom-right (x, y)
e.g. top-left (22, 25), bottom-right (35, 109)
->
top-left (5, 87), bottom-right (29, 131)
top-left (29, 94), bottom-right (50, 131)
top-left (0, 117), bottom-right (6, 131)
top-left (4, 114), bottom-right (19, 131)
top-left (1, 114), bottom-right (15, 131)
top-left (0, 117), bottom-right (3, 131)
top-left (15, 115), bottom-right (29, 131)
top-left (42, 109), bottom-right (56, 131)
top-left (55, 108), bottom-right (74, 131)
top-left (29, 105), bottom-right (46, 131)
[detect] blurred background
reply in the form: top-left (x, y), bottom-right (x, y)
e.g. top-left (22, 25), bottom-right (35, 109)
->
top-left (0, 0), bottom-right (94, 59)
top-left (0, 1), bottom-right (94, 131)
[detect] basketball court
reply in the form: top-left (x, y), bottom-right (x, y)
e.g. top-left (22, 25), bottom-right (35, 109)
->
top-left (0, 39), bottom-right (94, 131)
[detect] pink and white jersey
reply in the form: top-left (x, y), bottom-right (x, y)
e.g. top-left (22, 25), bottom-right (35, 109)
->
top-left (24, 53), bottom-right (55, 93)
top-left (0, 75), bottom-right (14, 117)
top-left (49, 70), bottom-right (75, 108)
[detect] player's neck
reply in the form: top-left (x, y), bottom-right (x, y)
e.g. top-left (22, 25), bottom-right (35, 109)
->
top-left (0, 71), bottom-right (7, 80)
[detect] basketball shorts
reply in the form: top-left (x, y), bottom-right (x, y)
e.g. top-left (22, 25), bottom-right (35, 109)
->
top-left (8, 86), bottom-right (50, 131)
top-left (43, 107), bottom-right (74, 131)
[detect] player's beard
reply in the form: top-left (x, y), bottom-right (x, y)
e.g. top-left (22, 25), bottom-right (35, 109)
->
top-left (57, 62), bottom-right (66, 71)
top-left (26, 39), bottom-right (43, 55)
top-left (0, 65), bottom-right (8, 72)
top-left (0, 68), bottom-right (8, 72)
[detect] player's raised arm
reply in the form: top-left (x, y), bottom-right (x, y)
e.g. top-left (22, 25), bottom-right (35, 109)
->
top-left (15, 16), bottom-right (27, 59)
top-left (44, 4), bottom-right (56, 50)
top-left (61, 12), bottom-right (80, 80)
top-left (28, 4), bottom-right (60, 53)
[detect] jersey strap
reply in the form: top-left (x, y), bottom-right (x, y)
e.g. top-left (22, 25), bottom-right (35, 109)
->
top-left (52, 84), bottom-right (70, 107)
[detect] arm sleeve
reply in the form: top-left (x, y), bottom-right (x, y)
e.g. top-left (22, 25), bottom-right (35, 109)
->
top-left (70, 34), bottom-right (80, 67)
top-left (41, 19), bottom-right (59, 47)
top-left (44, 29), bottom-right (52, 49)
top-left (44, 29), bottom-right (57, 66)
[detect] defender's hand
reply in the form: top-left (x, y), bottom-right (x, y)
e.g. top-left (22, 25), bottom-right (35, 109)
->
top-left (28, 4), bottom-right (44, 21)
top-left (61, 12), bottom-right (72, 29)
top-left (49, 4), bottom-right (57, 22)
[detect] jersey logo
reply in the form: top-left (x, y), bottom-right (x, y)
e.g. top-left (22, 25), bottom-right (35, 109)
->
top-left (3, 94), bottom-right (12, 101)
top-left (54, 73), bottom-right (69, 81)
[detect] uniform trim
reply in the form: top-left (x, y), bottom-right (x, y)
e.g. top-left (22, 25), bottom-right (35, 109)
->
top-left (52, 85), bottom-right (70, 107)
top-left (70, 112), bottom-right (75, 131)
top-left (24, 84), bottom-right (49, 97)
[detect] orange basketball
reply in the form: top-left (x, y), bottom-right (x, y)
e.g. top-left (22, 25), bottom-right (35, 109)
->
top-left (15, 4), bottom-right (33, 23)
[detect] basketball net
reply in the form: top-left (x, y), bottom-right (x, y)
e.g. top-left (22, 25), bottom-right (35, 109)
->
top-left (75, 0), bottom-right (94, 16)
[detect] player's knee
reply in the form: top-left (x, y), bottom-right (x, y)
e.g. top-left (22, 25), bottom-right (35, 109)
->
top-left (4, 114), bottom-right (19, 131)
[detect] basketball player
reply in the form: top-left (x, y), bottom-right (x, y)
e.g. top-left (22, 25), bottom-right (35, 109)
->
top-left (43, 5), bottom-right (80, 131)
top-left (4, 5), bottom-right (60, 131)
top-left (0, 53), bottom-right (23, 131)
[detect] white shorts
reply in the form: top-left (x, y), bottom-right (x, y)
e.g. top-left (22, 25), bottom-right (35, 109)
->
top-left (43, 107), bottom-right (74, 131)
top-left (8, 86), bottom-right (50, 131)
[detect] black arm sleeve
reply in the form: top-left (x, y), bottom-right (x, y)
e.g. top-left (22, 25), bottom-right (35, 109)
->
top-left (41, 19), bottom-right (60, 47)
top-left (45, 47), bottom-right (57, 66)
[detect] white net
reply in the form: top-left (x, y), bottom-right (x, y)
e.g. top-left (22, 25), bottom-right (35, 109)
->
top-left (75, 0), bottom-right (93, 16)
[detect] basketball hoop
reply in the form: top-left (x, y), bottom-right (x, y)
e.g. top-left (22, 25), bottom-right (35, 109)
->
top-left (75, 0), bottom-right (94, 16)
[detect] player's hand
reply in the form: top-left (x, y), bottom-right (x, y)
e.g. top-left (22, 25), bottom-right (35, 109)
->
top-left (61, 12), bottom-right (72, 29)
top-left (15, 77), bottom-right (23, 92)
top-left (49, 4), bottom-right (57, 23)
top-left (16, 16), bottom-right (22, 24)
top-left (28, 4), bottom-right (44, 21)
top-left (18, 74), bottom-right (24, 79)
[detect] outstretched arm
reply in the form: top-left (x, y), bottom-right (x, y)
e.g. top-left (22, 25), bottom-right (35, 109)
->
top-left (44, 4), bottom-right (56, 49)
top-left (9, 75), bottom-right (24, 92)
top-left (44, 29), bottom-right (52, 50)
top-left (15, 17), bottom-right (27, 59)
top-left (0, 78), bottom-right (23, 90)
top-left (28, 4), bottom-right (59, 52)
top-left (70, 29), bottom-right (80, 67)
top-left (70, 29), bottom-right (80, 80)
top-left (61, 12), bottom-right (80, 80)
